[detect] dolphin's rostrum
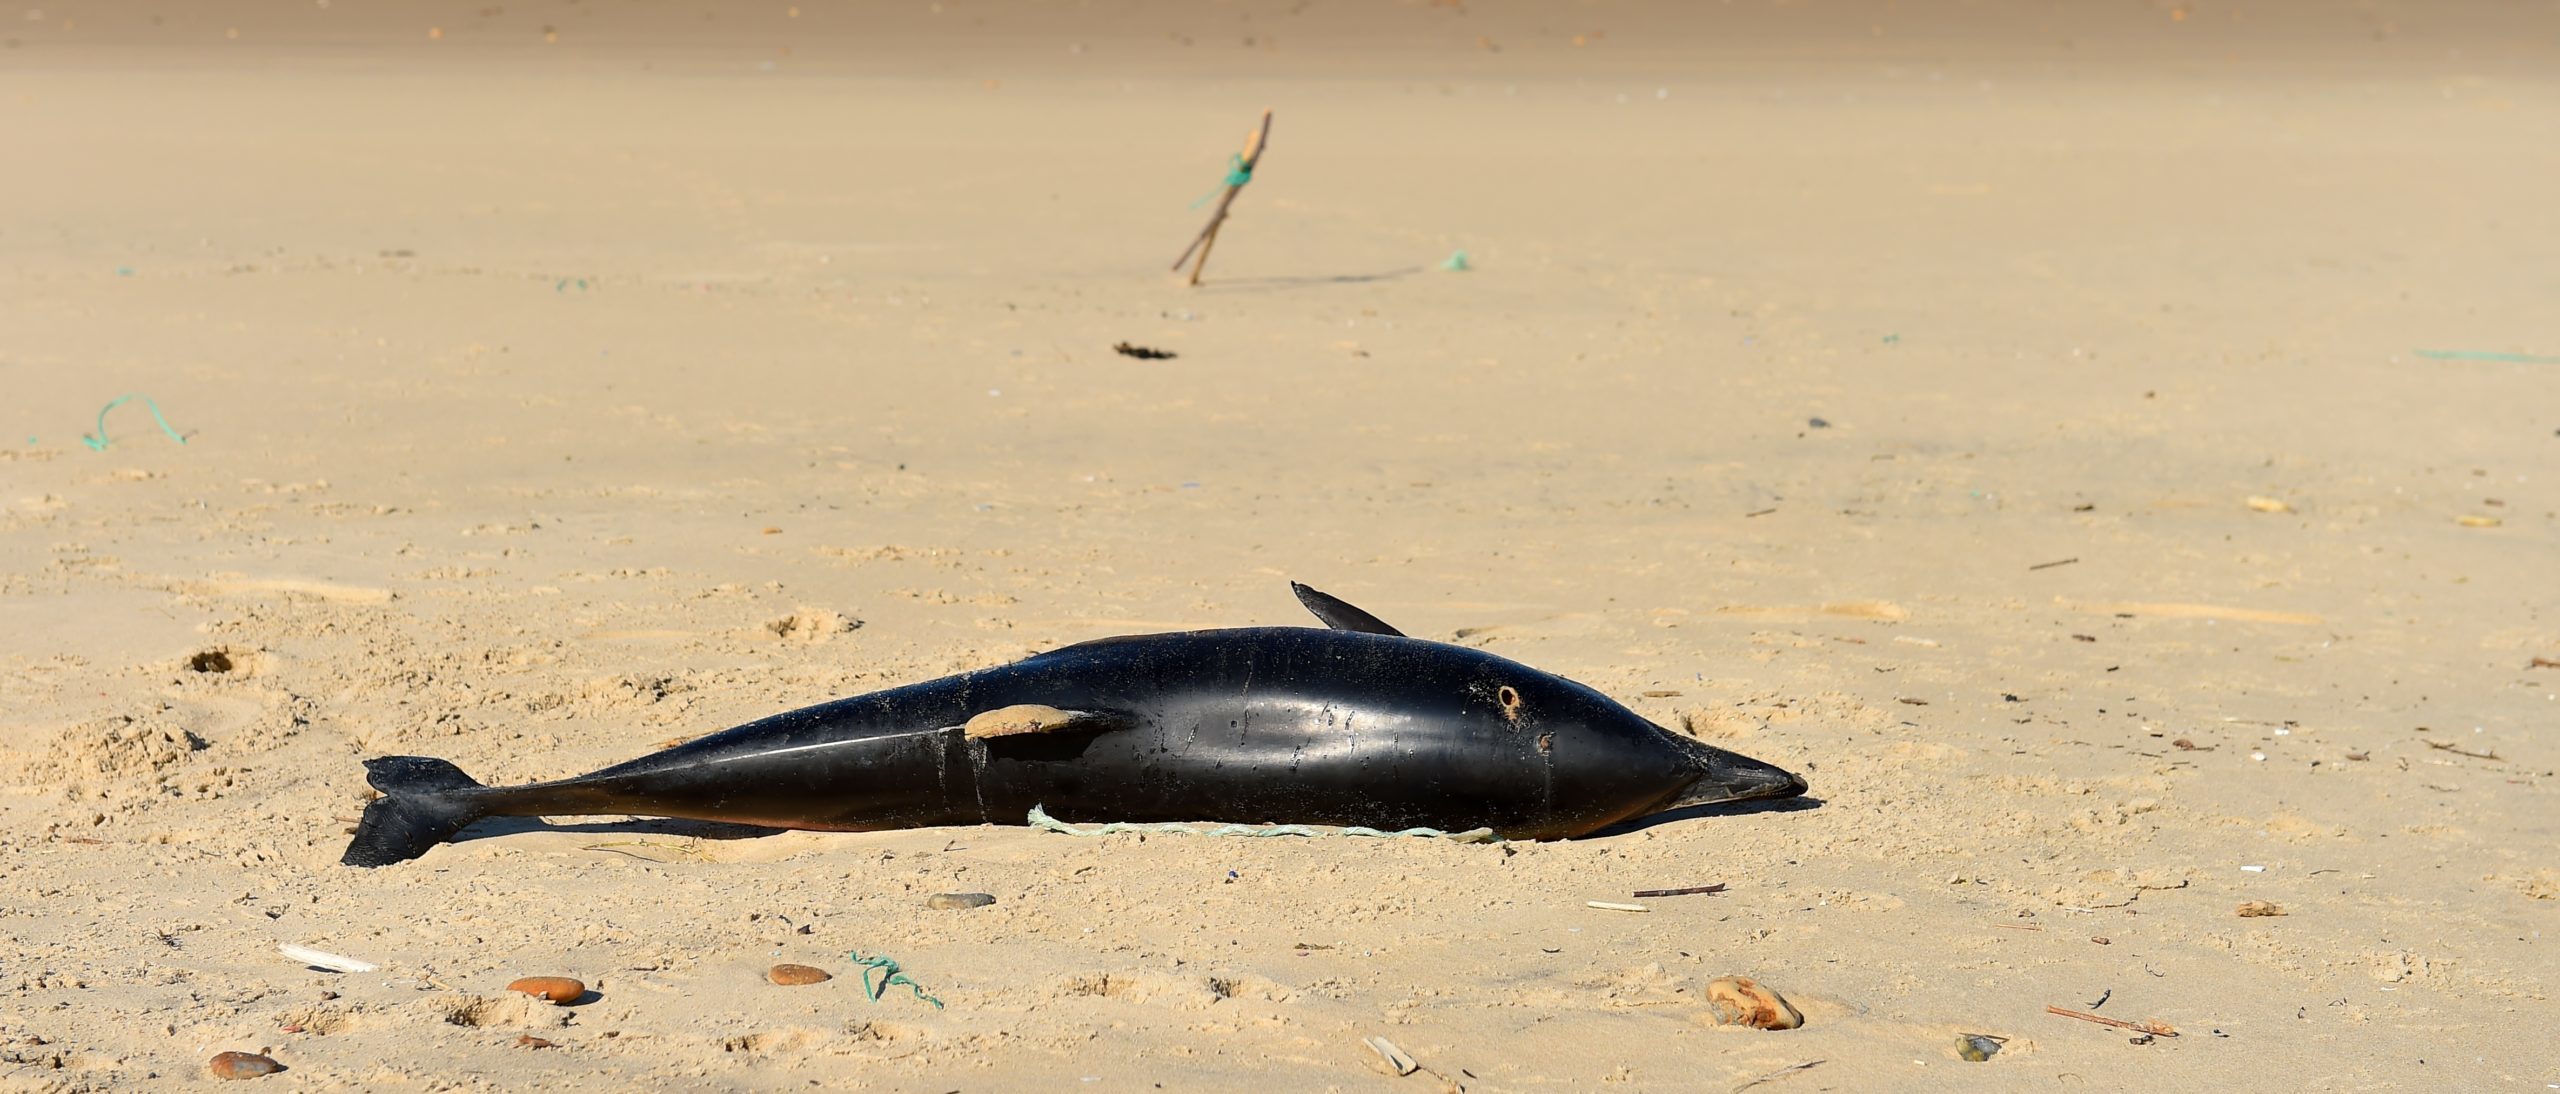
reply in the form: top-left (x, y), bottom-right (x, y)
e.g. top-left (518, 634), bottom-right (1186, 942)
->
top-left (341, 584), bottom-right (1808, 867)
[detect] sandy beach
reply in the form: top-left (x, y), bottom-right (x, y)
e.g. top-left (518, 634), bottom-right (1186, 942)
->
top-left (3, 1), bottom-right (2555, 1089)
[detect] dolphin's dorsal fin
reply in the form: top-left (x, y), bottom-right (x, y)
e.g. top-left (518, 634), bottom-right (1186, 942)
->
top-left (1290, 582), bottom-right (1406, 637)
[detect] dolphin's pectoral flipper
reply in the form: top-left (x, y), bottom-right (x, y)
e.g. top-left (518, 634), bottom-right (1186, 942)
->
top-left (962, 704), bottom-right (1127, 739)
top-left (1289, 582), bottom-right (1406, 637)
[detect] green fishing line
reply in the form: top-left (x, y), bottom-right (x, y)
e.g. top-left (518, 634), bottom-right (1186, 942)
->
top-left (80, 394), bottom-right (188, 451)
top-left (1189, 153), bottom-right (1255, 208)
top-left (846, 949), bottom-right (944, 1010)
top-left (2414, 349), bottom-right (2560, 364)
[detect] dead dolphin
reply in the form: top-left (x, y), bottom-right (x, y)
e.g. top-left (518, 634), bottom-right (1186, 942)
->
top-left (341, 583), bottom-right (1807, 866)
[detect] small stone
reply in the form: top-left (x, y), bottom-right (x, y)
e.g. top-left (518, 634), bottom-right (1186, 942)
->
top-left (2235, 900), bottom-right (2287, 918)
top-left (515, 1035), bottom-right (555, 1049)
top-left (927, 892), bottom-right (997, 910)
top-left (1958, 1034), bottom-right (2004, 1061)
top-left (506, 976), bottom-right (586, 1004)
top-left (767, 963), bottom-right (832, 986)
top-left (1702, 975), bottom-right (1803, 1030)
top-left (208, 1051), bottom-right (284, 1079)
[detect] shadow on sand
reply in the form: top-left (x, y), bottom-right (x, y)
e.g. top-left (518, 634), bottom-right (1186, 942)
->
top-left (442, 795), bottom-right (1821, 854)
top-left (451, 815), bottom-right (787, 850)
top-left (1195, 265), bottom-right (1425, 290)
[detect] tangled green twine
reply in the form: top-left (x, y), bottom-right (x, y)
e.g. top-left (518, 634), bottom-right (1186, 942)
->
top-left (847, 949), bottom-right (944, 1010)
top-left (1188, 153), bottom-right (1255, 208)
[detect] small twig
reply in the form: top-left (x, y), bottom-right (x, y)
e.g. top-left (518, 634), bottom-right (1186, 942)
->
top-left (2028, 557), bottom-right (2080, 571)
top-left (2529, 656), bottom-right (2560, 670)
top-left (1743, 507), bottom-right (1779, 518)
top-left (1172, 109), bottom-right (1274, 286)
top-left (1988, 922), bottom-right (2045, 932)
top-left (1631, 883), bottom-right (1726, 898)
top-left (1730, 1059), bottom-right (1823, 1093)
top-left (2086, 987), bottom-right (2112, 1009)
top-left (2046, 1004), bottom-right (2177, 1037)
top-left (2425, 740), bottom-right (2501, 760)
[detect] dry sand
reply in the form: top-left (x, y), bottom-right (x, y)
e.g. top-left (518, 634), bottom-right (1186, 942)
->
top-left (4, 1), bottom-right (2556, 1089)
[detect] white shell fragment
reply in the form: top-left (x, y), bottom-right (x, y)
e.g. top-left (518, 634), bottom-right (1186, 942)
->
top-left (1363, 1035), bottom-right (1419, 1076)
top-left (1586, 901), bottom-right (1651, 913)
top-left (280, 943), bottom-right (379, 973)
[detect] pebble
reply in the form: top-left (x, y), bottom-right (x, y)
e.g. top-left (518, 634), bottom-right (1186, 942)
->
top-left (1703, 975), bottom-right (1804, 1030)
top-left (1958, 1033), bottom-right (2005, 1061)
top-left (2235, 901), bottom-right (2287, 917)
top-left (927, 892), bottom-right (997, 910)
top-left (506, 976), bottom-right (586, 1004)
top-left (208, 1052), bottom-right (284, 1080)
top-left (767, 963), bottom-right (833, 986)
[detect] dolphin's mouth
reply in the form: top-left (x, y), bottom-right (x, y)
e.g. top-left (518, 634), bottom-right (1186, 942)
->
top-left (1664, 738), bottom-right (1809, 808)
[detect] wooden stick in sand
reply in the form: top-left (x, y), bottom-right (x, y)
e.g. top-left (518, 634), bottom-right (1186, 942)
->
top-left (1631, 883), bottom-right (1727, 898)
top-left (2045, 1004), bottom-right (2179, 1037)
top-left (1171, 109), bottom-right (1274, 286)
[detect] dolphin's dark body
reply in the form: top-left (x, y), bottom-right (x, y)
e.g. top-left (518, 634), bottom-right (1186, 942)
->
top-left (341, 585), bottom-right (1807, 867)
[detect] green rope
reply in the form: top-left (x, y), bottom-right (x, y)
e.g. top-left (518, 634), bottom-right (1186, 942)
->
top-left (1188, 153), bottom-right (1255, 208)
top-left (846, 948), bottom-right (944, 1010)
top-left (1027, 804), bottom-right (1497, 843)
top-left (79, 394), bottom-right (188, 451)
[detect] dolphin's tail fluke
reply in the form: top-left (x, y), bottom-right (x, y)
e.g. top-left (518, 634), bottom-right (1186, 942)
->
top-left (340, 756), bottom-right (493, 867)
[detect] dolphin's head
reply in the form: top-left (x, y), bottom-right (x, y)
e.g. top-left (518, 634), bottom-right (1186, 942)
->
top-left (1661, 734), bottom-right (1808, 808)
top-left (1438, 649), bottom-right (1810, 834)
